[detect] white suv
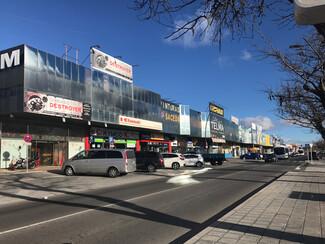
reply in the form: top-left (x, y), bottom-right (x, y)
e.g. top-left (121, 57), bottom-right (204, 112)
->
top-left (183, 154), bottom-right (204, 167)
top-left (160, 153), bottom-right (184, 169)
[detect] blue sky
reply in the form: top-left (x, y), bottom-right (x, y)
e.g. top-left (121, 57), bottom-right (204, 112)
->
top-left (0, 0), bottom-right (321, 145)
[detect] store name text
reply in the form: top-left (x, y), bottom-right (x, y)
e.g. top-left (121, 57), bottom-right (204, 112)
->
top-left (0, 49), bottom-right (20, 70)
top-left (50, 103), bottom-right (82, 112)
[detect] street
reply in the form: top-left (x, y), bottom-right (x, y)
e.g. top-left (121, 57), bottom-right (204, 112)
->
top-left (0, 157), bottom-right (306, 244)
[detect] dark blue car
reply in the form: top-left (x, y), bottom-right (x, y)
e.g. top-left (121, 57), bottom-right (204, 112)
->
top-left (240, 153), bottom-right (262, 160)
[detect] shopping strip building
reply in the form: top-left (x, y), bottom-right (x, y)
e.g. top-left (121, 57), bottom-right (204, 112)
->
top-left (0, 44), bottom-right (278, 168)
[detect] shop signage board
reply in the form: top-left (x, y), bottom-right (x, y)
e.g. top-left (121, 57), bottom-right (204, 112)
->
top-left (230, 115), bottom-right (239, 125)
top-left (90, 127), bottom-right (139, 139)
top-left (0, 45), bottom-right (23, 71)
top-left (119, 115), bottom-right (162, 131)
top-left (209, 102), bottom-right (224, 117)
top-left (209, 113), bottom-right (225, 142)
top-left (91, 48), bottom-right (133, 83)
top-left (161, 99), bottom-right (180, 134)
top-left (24, 91), bottom-right (91, 120)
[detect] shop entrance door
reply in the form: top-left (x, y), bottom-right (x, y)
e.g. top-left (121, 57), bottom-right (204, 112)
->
top-left (32, 141), bottom-right (67, 166)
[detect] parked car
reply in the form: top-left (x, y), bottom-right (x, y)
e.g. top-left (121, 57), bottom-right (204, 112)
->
top-left (240, 153), bottom-right (262, 160)
top-left (135, 151), bottom-right (165, 172)
top-left (161, 153), bottom-right (184, 169)
top-left (264, 153), bottom-right (278, 163)
top-left (61, 149), bottom-right (136, 177)
top-left (183, 154), bottom-right (204, 167)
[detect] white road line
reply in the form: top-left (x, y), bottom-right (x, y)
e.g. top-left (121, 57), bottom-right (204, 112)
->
top-left (0, 181), bottom-right (192, 236)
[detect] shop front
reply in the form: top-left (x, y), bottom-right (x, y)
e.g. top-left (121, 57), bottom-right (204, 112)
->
top-left (0, 118), bottom-right (86, 168)
top-left (89, 127), bottom-right (139, 150)
top-left (139, 132), bottom-right (171, 152)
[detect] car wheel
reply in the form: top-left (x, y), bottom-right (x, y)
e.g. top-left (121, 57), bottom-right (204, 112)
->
top-left (210, 160), bottom-right (217, 166)
top-left (172, 162), bottom-right (180, 170)
top-left (64, 166), bottom-right (74, 176)
top-left (147, 164), bottom-right (156, 172)
top-left (217, 161), bottom-right (223, 165)
top-left (196, 161), bottom-right (203, 168)
top-left (108, 167), bottom-right (119, 178)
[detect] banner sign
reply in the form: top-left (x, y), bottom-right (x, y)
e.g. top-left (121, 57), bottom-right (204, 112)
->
top-left (210, 113), bottom-right (225, 142)
top-left (91, 48), bottom-right (133, 83)
top-left (209, 102), bottom-right (224, 117)
top-left (161, 99), bottom-right (180, 134)
top-left (119, 115), bottom-right (162, 131)
top-left (24, 91), bottom-right (91, 120)
top-left (230, 115), bottom-right (239, 125)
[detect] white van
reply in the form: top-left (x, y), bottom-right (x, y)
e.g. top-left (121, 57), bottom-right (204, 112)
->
top-left (61, 149), bottom-right (136, 177)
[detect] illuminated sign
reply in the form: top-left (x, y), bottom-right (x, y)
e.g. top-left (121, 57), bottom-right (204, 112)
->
top-left (209, 103), bottom-right (224, 117)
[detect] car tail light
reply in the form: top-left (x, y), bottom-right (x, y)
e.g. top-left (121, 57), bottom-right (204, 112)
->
top-left (159, 158), bottom-right (163, 164)
top-left (180, 157), bottom-right (184, 160)
top-left (124, 151), bottom-right (128, 166)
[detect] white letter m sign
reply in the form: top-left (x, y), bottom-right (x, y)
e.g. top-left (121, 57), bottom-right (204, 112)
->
top-left (1, 49), bottom-right (20, 69)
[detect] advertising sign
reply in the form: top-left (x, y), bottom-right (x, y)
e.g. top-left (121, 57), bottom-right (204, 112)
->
top-left (90, 127), bottom-right (139, 139)
top-left (91, 48), bottom-right (133, 83)
top-left (24, 91), bottom-right (91, 120)
top-left (119, 115), bottom-right (162, 131)
top-left (209, 102), bottom-right (224, 117)
top-left (210, 113), bottom-right (225, 142)
top-left (161, 99), bottom-right (180, 134)
top-left (230, 115), bottom-right (239, 125)
top-left (0, 45), bottom-right (23, 71)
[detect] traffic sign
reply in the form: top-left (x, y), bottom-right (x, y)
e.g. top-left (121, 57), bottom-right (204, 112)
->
top-left (24, 134), bottom-right (32, 143)
top-left (109, 137), bottom-right (114, 143)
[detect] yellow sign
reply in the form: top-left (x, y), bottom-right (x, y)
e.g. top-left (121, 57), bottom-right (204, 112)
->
top-left (209, 104), bottom-right (224, 116)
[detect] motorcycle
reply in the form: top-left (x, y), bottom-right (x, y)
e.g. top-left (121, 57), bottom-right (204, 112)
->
top-left (9, 157), bottom-right (37, 170)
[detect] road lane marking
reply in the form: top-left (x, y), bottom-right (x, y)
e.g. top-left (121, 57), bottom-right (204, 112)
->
top-left (167, 168), bottom-right (212, 185)
top-left (0, 180), bottom-right (195, 236)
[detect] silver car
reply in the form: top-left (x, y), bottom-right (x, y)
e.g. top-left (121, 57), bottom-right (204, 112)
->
top-left (183, 154), bottom-right (204, 167)
top-left (61, 149), bottom-right (136, 177)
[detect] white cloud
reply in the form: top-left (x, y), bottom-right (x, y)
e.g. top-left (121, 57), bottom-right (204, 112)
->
top-left (241, 50), bottom-right (252, 61)
top-left (240, 116), bottom-right (275, 131)
top-left (216, 56), bottom-right (233, 68)
top-left (166, 16), bottom-right (213, 48)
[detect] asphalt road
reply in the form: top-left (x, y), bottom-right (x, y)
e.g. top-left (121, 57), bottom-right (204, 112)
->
top-left (0, 157), bottom-right (306, 244)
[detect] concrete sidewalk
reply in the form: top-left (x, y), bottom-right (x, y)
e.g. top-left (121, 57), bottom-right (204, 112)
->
top-left (186, 160), bottom-right (325, 244)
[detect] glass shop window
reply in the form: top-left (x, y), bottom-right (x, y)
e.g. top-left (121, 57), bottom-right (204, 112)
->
top-left (72, 62), bottom-right (78, 82)
top-left (92, 71), bottom-right (98, 87)
top-left (55, 57), bottom-right (63, 78)
top-left (25, 46), bottom-right (38, 71)
top-left (98, 72), bottom-right (103, 89)
top-left (109, 76), bottom-right (115, 93)
top-left (64, 60), bottom-right (71, 80)
top-left (79, 65), bottom-right (85, 84)
top-left (38, 50), bottom-right (47, 73)
top-left (47, 54), bottom-right (55, 75)
top-left (114, 79), bottom-right (121, 95)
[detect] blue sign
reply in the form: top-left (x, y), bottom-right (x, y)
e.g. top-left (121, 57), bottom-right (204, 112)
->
top-left (89, 136), bottom-right (95, 143)
top-left (24, 134), bottom-right (32, 143)
top-left (109, 137), bottom-right (114, 143)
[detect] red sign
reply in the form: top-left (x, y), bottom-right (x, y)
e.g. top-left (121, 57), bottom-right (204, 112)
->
top-left (24, 134), bottom-right (32, 143)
